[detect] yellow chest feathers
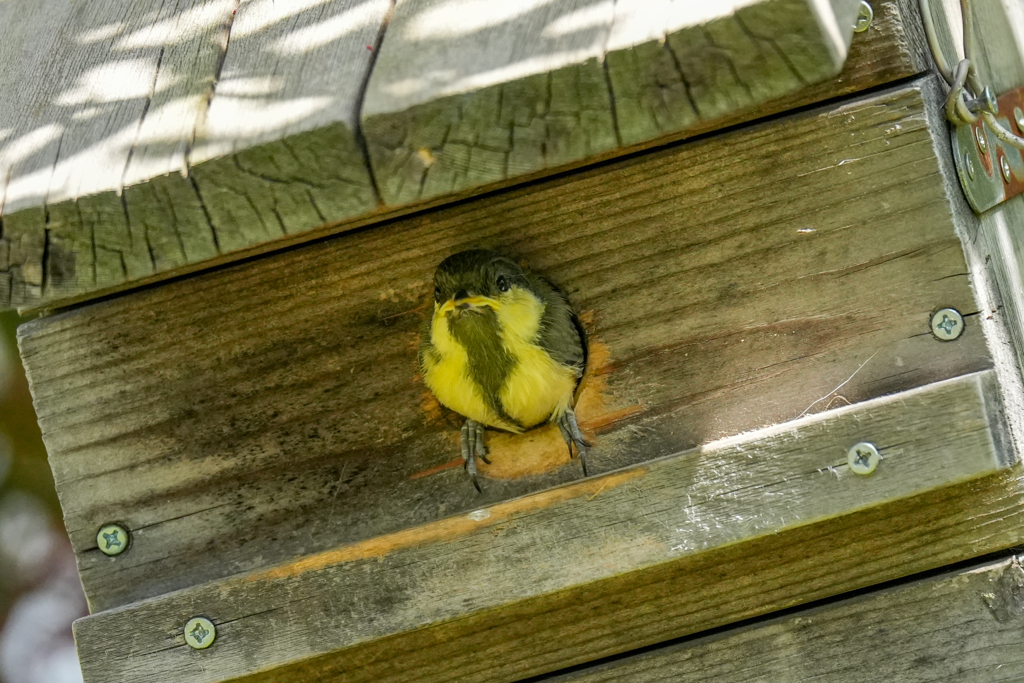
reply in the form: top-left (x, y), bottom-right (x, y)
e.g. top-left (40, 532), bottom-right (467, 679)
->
top-left (423, 289), bottom-right (578, 431)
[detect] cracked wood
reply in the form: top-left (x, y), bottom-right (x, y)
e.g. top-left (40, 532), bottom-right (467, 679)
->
top-left (1, 0), bottom-right (927, 310)
top-left (361, 0), bottom-right (860, 205)
top-left (69, 372), bottom-right (1013, 683)
top-left (16, 80), bottom-right (996, 615)
top-left (0, 0), bottom-right (388, 306)
top-left (0, 0), bottom-right (239, 303)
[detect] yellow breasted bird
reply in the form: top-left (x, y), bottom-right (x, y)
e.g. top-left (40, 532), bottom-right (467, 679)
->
top-left (422, 250), bottom-right (590, 491)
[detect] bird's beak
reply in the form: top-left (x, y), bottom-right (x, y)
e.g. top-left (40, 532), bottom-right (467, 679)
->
top-left (438, 295), bottom-right (500, 315)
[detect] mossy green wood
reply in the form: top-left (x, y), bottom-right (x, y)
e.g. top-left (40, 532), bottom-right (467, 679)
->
top-left (361, 0), bottom-right (862, 206)
top-left (0, 0), bottom-right (388, 308)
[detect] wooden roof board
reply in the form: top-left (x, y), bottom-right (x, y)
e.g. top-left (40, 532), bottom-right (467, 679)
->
top-left (0, 0), bottom-right (390, 305)
top-left (358, 0), bottom-right (862, 203)
top-left (0, 0), bottom-right (238, 302)
top-left (0, 0), bottom-right (892, 310)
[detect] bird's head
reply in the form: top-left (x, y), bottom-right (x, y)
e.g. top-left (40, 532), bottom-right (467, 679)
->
top-left (431, 249), bottom-right (527, 320)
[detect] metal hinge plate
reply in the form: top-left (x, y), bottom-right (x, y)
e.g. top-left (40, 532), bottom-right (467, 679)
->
top-left (952, 85), bottom-right (1024, 213)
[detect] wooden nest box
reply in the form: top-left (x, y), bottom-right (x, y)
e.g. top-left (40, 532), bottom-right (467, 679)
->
top-left (4, 0), bottom-right (1024, 680)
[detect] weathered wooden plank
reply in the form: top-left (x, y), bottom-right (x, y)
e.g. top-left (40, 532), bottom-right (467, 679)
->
top-left (547, 553), bottom-right (1024, 682)
top-left (0, 0), bottom-right (239, 304)
top-left (605, 0), bottom-right (864, 145)
top-left (923, 0), bottom-right (1024, 450)
top-left (0, 0), bottom-right (231, 211)
top-left (185, 0), bottom-right (389, 252)
top-left (0, 0), bottom-right (389, 307)
top-left (2, 0), bottom-right (927, 311)
top-left (17, 79), bottom-right (994, 614)
top-left (70, 371), bottom-right (1013, 683)
top-left (361, 0), bottom-right (859, 205)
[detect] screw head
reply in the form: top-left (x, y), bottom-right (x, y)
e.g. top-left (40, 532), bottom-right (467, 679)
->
top-left (1014, 107), bottom-right (1024, 133)
top-left (980, 87), bottom-right (998, 115)
top-left (966, 87), bottom-right (999, 115)
top-left (96, 524), bottom-right (129, 556)
top-left (854, 1), bottom-right (873, 32)
top-left (847, 442), bottom-right (880, 475)
top-left (963, 152), bottom-right (975, 181)
top-left (931, 307), bottom-right (964, 341)
top-left (1001, 155), bottom-right (1013, 183)
top-left (975, 126), bottom-right (988, 154)
top-left (184, 617), bottom-right (216, 650)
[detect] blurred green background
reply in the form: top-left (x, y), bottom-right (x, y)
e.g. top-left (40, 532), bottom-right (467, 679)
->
top-left (0, 311), bottom-right (58, 517)
top-left (0, 310), bottom-right (86, 683)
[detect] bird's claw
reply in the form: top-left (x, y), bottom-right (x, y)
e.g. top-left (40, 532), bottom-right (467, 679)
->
top-left (557, 408), bottom-right (591, 476)
top-left (461, 419), bottom-right (489, 492)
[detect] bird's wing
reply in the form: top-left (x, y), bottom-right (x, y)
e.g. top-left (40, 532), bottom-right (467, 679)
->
top-left (569, 308), bottom-right (588, 379)
top-left (533, 275), bottom-right (587, 380)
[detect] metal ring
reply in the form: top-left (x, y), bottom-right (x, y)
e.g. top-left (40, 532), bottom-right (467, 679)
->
top-left (921, 0), bottom-right (1024, 150)
top-left (945, 60), bottom-right (978, 126)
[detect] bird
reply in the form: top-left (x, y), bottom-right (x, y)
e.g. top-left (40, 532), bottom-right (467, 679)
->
top-left (421, 249), bottom-right (590, 491)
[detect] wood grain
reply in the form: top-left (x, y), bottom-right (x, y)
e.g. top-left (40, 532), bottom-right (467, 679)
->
top-left (70, 371), bottom-right (1013, 683)
top-left (186, 0), bottom-right (390, 251)
top-left (1, 0), bottom-right (928, 311)
top-left (0, 0), bottom-right (234, 213)
top-left (361, 0), bottom-right (859, 205)
top-left (16, 80), bottom-right (995, 615)
top-left (0, 0), bottom-right (239, 304)
top-left (606, 0), bottom-right (863, 144)
top-left (546, 553), bottom-right (1024, 682)
top-left (0, 0), bottom-right (389, 307)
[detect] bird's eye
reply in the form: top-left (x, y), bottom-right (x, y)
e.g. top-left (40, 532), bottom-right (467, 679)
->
top-left (496, 275), bottom-right (509, 292)
top-left (434, 286), bottom-right (442, 302)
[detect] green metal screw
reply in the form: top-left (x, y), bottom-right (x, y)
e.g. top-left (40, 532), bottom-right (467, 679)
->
top-left (96, 524), bottom-right (129, 556)
top-left (184, 617), bottom-right (216, 650)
